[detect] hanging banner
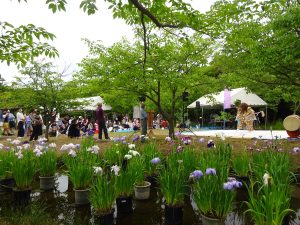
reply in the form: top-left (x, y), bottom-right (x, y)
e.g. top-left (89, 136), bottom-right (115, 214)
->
top-left (133, 106), bottom-right (141, 119)
top-left (223, 88), bottom-right (231, 109)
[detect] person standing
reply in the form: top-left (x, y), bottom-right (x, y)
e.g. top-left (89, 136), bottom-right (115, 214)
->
top-left (2, 110), bottom-right (10, 136)
top-left (156, 113), bottom-right (162, 129)
top-left (29, 110), bottom-right (42, 141)
top-left (8, 110), bottom-right (16, 134)
top-left (96, 103), bottom-right (109, 140)
top-left (140, 103), bottom-right (148, 136)
top-left (16, 108), bottom-right (25, 137)
top-left (0, 109), bottom-right (3, 127)
top-left (25, 111), bottom-right (33, 137)
top-left (236, 102), bottom-right (256, 131)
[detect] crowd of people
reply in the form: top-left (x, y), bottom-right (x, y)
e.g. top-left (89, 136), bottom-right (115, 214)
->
top-left (0, 108), bottom-right (46, 141)
top-left (0, 101), bottom-right (258, 141)
top-left (0, 104), bottom-right (169, 141)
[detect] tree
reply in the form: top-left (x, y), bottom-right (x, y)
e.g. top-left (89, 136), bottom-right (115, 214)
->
top-left (11, 61), bottom-right (76, 139)
top-left (213, 1), bottom-right (300, 114)
top-left (16, 0), bottom-right (208, 30)
top-left (77, 33), bottom-right (218, 137)
top-left (0, 22), bottom-right (58, 67)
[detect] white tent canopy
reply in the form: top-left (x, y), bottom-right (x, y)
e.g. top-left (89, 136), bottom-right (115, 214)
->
top-left (75, 96), bottom-right (112, 111)
top-left (187, 87), bottom-right (267, 109)
top-left (187, 88), bottom-right (268, 129)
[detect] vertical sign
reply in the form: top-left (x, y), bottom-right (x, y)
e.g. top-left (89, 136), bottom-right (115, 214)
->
top-left (223, 88), bottom-right (231, 109)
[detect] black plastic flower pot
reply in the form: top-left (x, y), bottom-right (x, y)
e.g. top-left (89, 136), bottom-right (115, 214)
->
top-left (236, 176), bottom-right (250, 187)
top-left (164, 205), bottom-right (183, 225)
top-left (116, 196), bottom-right (133, 214)
top-left (95, 211), bottom-right (114, 225)
top-left (146, 175), bottom-right (158, 187)
top-left (0, 178), bottom-right (15, 192)
top-left (13, 188), bottom-right (32, 206)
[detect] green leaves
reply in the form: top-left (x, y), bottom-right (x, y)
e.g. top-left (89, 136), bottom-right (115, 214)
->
top-left (213, 1), bottom-right (300, 109)
top-left (46, 0), bottom-right (67, 13)
top-left (245, 150), bottom-right (293, 225)
top-left (0, 22), bottom-right (58, 67)
top-left (79, 0), bottom-right (98, 15)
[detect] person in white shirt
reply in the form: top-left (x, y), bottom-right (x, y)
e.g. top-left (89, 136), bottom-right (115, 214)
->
top-left (16, 108), bottom-right (25, 137)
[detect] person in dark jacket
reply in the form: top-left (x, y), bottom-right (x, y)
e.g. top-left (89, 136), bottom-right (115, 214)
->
top-left (96, 103), bottom-right (109, 140)
top-left (29, 110), bottom-right (42, 141)
top-left (68, 118), bottom-right (80, 138)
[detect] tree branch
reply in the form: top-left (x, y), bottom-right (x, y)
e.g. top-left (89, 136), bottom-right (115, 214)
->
top-left (141, 12), bottom-right (147, 73)
top-left (129, 0), bottom-right (182, 28)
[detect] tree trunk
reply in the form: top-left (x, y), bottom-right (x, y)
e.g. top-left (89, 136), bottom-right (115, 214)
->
top-left (45, 124), bottom-right (50, 140)
top-left (168, 119), bottom-right (175, 138)
top-left (168, 88), bottom-right (177, 138)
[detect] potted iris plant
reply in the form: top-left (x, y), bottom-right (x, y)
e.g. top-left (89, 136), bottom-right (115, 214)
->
top-left (142, 142), bottom-right (162, 185)
top-left (90, 169), bottom-right (116, 225)
top-left (0, 148), bottom-right (15, 191)
top-left (245, 150), bottom-right (293, 225)
top-left (114, 159), bottom-right (136, 214)
top-left (64, 137), bottom-right (99, 205)
top-left (231, 150), bottom-right (252, 187)
top-left (131, 155), bottom-right (151, 200)
top-left (36, 143), bottom-right (57, 190)
top-left (159, 152), bottom-right (186, 225)
top-left (11, 149), bottom-right (37, 205)
top-left (191, 142), bottom-right (239, 224)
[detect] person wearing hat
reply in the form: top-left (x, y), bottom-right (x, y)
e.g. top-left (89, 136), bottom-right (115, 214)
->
top-left (96, 103), bottom-right (109, 140)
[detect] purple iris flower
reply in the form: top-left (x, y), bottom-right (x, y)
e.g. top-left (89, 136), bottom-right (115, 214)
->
top-left (292, 147), bottom-right (300, 154)
top-left (120, 136), bottom-right (126, 141)
top-left (199, 138), bottom-right (205, 143)
top-left (207, 140), bottom-right (214, 148)
top-left (232, 180), bottom-right (243, 188)
top-left (248, 146), bottom-right (254, 151)
top-left (114, 137), bottom-right (120, 142)
top-left (176, 145), bottom-right (183, 153)
top-left (227, 177), bottom-right (236, 182)
top-left (88, 129), bottom-right (95, 136)
top-left (205, 168), bottom-right (216, 175)
top-left (181, 136), bottom-right (191, 145)
top-left (75, 144), bottom-right (80, 149)
top-left (175, 131), bottom-right (181, 137)
top-left (132, 135), bottom-right (140, 142)
top-left (223, 182), bottom-right (234, 190)
top-left (151, 157), bottom-right (161, 164)
top-left (23, 141), bottom-right (29, 144)
top-left (190, 170), bottom-right (203, 180)
top-left (39, 141), bottom-right (46, 146)
top-left (224, 177), bottom-right (242, 190)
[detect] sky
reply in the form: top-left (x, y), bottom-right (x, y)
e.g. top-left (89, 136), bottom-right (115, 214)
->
top-left (0, 0), bottom-right (214, 84)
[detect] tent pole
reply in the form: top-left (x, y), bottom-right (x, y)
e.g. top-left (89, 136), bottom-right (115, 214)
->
top-left (265, 105), bottom-right (268, 130)
top-left (202, 107), bottom-right (204, 128)
top-left (187, 108), bottom-right (189, 126)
